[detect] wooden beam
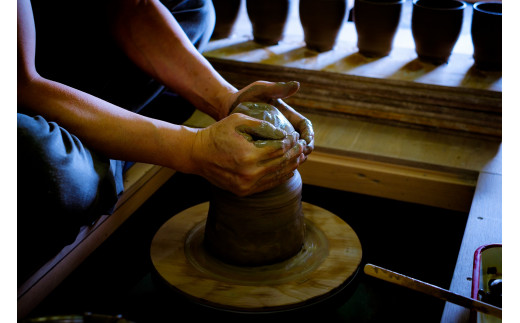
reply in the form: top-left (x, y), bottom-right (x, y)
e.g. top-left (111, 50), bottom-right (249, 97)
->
top-left (205, 52), bottom-right (501, 139)
top-left (441, 172), bottom-right (502, 322)
top-left (299, 150), bottom-right (477, 212)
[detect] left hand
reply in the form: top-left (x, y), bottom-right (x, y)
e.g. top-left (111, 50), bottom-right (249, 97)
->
top-left (227, 81), bottom-right (315, 156)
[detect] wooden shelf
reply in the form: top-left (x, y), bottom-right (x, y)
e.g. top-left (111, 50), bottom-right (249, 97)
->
top-left (204, 0), bottom-right (502, 140)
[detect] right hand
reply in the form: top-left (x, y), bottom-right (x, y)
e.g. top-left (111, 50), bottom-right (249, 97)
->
top-left (190, 113), bottom-right (306, 196)
top-left (225, 81), bottom-right (314, 156)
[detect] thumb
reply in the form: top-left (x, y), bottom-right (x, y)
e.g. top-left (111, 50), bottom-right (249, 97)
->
top-left (267, 81), bottom-right (300, 100)
top-left (236, 120), bottom-right (287, 142)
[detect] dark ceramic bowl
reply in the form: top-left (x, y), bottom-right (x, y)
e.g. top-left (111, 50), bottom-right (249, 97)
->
top-left (411, 0), bottom-right (466, 64)
top-left (354, 0), bottom-right (405, 57)
top-left (471, 1), bottom-right (502, 71)
top-left (211, 0), bottom-right (242, 40)
top-left (300, 0), bottom-right (348, 52)
top-left (246, 0), bottom-right (290, 45)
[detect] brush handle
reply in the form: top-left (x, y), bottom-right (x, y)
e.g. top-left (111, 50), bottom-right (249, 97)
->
top-left (364, 263), bottom-right (502, 319)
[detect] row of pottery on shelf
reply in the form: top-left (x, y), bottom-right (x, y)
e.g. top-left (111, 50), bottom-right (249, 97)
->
top-left (412, 0), bottom-right (501, 70)
top-left (211, 0), bottom-right (501, 71)
top-left (211, 0), bottom-right (347, 50)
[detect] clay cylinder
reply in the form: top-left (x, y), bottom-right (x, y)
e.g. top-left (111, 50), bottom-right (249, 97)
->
top-left (299, 0), bottom-right (348, 52)
top-left (246, 0), bottom-right (290, 45)
top-left (411, 0), bottom-right (466, 65)
top-left (353, 0), bottom-right (404, 57)
top-left (471, 1), bottom-right (502, 71)
top-left (211, 0), bottom-right (242, 40)
top-left (205, 170), bottom-right (305, 266)
top-left (204, 102), bottom-right (305, 266)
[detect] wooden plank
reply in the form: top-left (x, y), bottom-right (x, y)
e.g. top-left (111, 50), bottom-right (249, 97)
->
top-left (207, 57), bottom-right (501, 138)
top-left (306, 112), bottom-right (502, 174)
top-left (185, 109), bottom-right (502, 212)
top-left (299, 149), bottom-right (477, 212)
top-left (441, 172), bottom-right (502, 322)
top-left (185, 109), bottom-right (502, 174)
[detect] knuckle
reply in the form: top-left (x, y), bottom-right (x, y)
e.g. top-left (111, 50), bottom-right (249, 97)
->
top-left (235, 181), bottom-right (253, 197)
top-left (234, 171), bottom-right (257, 196)
top-left (241, 152), bottom-right (257, 165)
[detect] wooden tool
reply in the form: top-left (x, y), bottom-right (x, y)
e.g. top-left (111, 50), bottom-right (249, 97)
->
top-left (364, 264), bottom-right (502, 319)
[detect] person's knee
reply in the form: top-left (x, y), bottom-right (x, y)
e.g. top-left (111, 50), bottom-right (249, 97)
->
top-left (18, 113), bottom-right (123, 282)
top-left (17, 113), bottom-right (120, 218)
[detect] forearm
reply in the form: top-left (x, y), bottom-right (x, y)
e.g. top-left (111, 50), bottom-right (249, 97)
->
top-left (19, 75), bottom-right (199, 174)
top-left (109, 0), bottom-right (236, 120)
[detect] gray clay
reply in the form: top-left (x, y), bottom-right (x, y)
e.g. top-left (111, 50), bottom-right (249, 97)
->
top-left (232, 102), bottom-right (298, 148)
top-left (204, 101), bottom-right (306, 267)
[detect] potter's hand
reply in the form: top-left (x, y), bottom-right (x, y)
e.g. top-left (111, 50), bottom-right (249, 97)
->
top-left (272, 98), bottom-right (314, 156)
top-left (228, 81), bottom-right (315, 156)
top-left (191, 113), bottom-right (306, 196)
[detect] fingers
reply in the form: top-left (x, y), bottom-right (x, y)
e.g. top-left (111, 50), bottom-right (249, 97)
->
top-left (248, 142), bottom-right (307, 195)
top-left (270, 99), bottom-right (314, 156)
top-left (224, 138), bottom-right (306, 196)
top-left (246, 171), bottom-right (296, 196)
top-left (270, 101), bottom-right (314, 156)
top-left (230, 81), bottom-right (314, 156)
top-left (303, 140), bottom-right (314, 156)
top-left (267, 81), bottom-right (300, 99)
top-left (297, 119), bottom-right (314, 145)
top-left (259, 139), bottom-right (306, 169)
top-left (233, 107), bottom-right (314, 159)
top-left (232, 81), bottom-right (300, 111)
top-left (235, 120), bottom-right (286, 142)
top-left (254, 130), bottom-right (299, 152)
top-left (296, 119), bottom-right (314, 155)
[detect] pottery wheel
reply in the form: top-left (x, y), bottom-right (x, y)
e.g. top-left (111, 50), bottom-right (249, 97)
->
top-left (150, 202), bottom-right (362, 313)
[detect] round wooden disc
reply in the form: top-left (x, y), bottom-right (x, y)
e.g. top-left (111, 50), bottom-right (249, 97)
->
top-left (150, 202), bottom-right (362, 313)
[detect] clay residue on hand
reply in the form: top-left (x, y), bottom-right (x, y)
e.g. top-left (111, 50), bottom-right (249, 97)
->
top-left (235, 122), bottom-right (288, 149)
top-left (233, 102), bottom-right (300, 148)
top-left (233, 102), bottom-right (295, 133)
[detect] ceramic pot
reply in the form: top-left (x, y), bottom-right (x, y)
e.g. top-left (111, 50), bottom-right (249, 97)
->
top-left (471, 1), bottom-right (502, 71)
top-left (411, 0), bottom-right (466, 64)
top-left (204, 102), bottom-right (305, 266)
top-left (299, 0), bottom-right (348, 52)
top-left (205, 170), bottom-right (304, 266)
top-left (211, 0), bottom-right (242, 40)
top-left (246, 0), bottom-right (290, 45)
top-left (353, 0), bottom-right (404, 57)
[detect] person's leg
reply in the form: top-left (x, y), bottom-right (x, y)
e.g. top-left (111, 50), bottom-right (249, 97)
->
top-left (17, 113), bottom-right (124, 284)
